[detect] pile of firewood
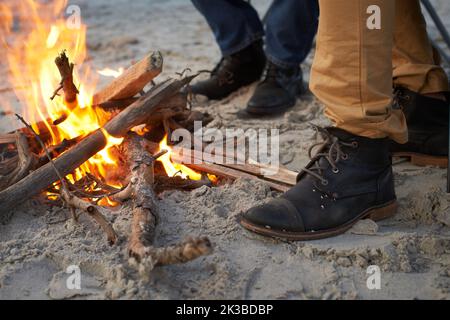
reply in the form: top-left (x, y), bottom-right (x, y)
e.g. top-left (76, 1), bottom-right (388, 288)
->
top-left (0, 50), bottom-right (298, 271)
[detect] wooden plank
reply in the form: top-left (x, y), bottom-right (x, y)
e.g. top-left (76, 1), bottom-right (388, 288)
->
top-left (0, 133), bottom-right (16, 144)
top-left (185, 162), bottom-right (291, 193)
top-left (179, 135), bottom-right (298, 186)
top-left (225, 163), bottom-right (297, 186)
top-left (92, 51), bottom-right (163, 105)
top-left (145, 140), bottom-right (295, 192)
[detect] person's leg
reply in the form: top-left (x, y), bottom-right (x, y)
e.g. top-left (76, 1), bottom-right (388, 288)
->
top-left (190, 0), bottom-right (266, 100)
top-left (390, 0), bottom-right (449, 167)
top-left (265, 0), bottom-right (319, 68)
top-left (239, 0), bottom-right (402, 240)
top-left (310, 0), bottom-right (406, 143)
top-left (191, 0), bottom-right (264, 56)
top-left (246, 0), bottom-right (320, 115)
top-left (392, 0), bottom-right (448, 95)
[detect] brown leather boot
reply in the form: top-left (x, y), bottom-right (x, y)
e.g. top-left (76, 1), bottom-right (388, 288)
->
top-left (390, 87), bottom-right (449, 168)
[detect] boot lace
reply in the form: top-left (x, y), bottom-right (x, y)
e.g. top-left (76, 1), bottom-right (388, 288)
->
top-left (392, 87), bottom-right (410, 110)
top-left (261, 62), bottom-right (278, 84)
top-left (301, 126), bottom-right (358, 186)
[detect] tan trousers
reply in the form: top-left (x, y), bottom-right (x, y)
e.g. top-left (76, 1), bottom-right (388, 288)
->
top-left (310, 0), bottom-right (449, 143)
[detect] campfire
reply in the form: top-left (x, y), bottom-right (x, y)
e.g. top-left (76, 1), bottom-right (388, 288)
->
top-left (0, 0), bottom-right (297, 271)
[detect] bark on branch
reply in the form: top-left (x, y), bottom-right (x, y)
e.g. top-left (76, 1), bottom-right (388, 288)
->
top-left (0, 131), bottom-right (37, 191)
top-left (122, 134), bottom-right (212, 269)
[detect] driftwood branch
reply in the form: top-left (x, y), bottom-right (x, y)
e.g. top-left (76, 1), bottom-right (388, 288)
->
top-left (37, 136), bottom-right (83, 167)
top-left (152, 237), bottom-right (212, 266)
top-left (122, 134), bottom-right (212, 269)
top-left (61, 188), bottom-right (117, 244)
top-left (123, 134), bottom-right (160, 259)
top-left (0, 131), bottom-right (37, 191)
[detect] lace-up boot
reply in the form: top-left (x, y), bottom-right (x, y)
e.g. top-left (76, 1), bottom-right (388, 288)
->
top-left (239, 127), bottom-right (398, 240)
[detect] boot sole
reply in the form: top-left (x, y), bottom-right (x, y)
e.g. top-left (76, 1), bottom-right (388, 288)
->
top-left (239, 200), bottom-right (398, 241)
top-left (393, 152), bottom-right (448, 168)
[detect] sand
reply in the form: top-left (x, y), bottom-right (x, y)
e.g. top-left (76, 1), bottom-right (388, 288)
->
top-left (0, 0), bottom-right (449, 300)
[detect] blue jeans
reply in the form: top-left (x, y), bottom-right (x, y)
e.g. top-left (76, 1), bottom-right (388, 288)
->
top-left (191, 0), bottom-right (319, 68)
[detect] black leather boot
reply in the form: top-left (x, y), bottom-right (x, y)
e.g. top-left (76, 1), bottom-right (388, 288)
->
top-left (390, 87), bottom-right (449, 168)
top-left (239, 127), bottom-right (398, 241)
top-left (190, 41), bottom-right (266, 100)
top-left (246, 61), bottom-right (305, 115)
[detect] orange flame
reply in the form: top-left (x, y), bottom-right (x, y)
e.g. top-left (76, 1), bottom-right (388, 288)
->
top-left (1, 1), bottom-right (212, 201)
top-left (0, 0), bottom-right (122, 187)
top-left (158, 135), bottom-right (202, 181)
top-left (97, 67), bottom-right (124, 78)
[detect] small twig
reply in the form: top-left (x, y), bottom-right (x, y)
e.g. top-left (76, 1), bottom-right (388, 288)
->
top-left (0, 110), bottom-right (14, 117)
top-left (15, 114), bottom-right (67, 186)
top-left (0, 131), bottom-right (37, 191)
top-left (175, 68), bottom-right (192, 78)
top-left (153, 237), bottom-right (212, 266)
top-left (152, 149), bottom-right (168, 160)
top-left (61, 188), bottom-right (117, 244)
top-left (85, 172), bottom-right (122, 193)
top-left (50, 83), bottom-right (64, 101)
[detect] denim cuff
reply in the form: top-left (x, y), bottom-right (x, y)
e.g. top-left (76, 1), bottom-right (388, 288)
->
top-left (221, 33), bottom-right (264, 57)
top-left (266, 53), bottom-right (300, 69)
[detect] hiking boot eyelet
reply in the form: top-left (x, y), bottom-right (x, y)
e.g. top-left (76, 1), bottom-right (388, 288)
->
top-left (341, 154), bottom-right (348, 160)
top-left (321, 179), bottom-right (329, 186)
top-left (332, 168), bottom-right (340, 174)
top-left (351, 141), bottom-right (359, 148)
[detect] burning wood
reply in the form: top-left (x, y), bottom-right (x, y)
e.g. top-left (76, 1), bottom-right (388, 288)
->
top-left (52, 51), bottom-right (79, 107)
top-left (0, 75), bottom-right (195, 214)
top-left (0, 42), bottom-right (291, 272)
top-left (14, 113), bottom-right (117, 245)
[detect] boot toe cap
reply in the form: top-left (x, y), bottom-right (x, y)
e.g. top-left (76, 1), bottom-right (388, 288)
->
top-left (240, 198), bottom-right (305, 232)
top-left (246, 88), bottom-right (295, 114)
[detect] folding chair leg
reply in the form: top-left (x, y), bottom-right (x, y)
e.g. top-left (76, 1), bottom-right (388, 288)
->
top-left (421, 0), bottom-right (450, 50)
top-left (448, 93), bottom-right (450, 192)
